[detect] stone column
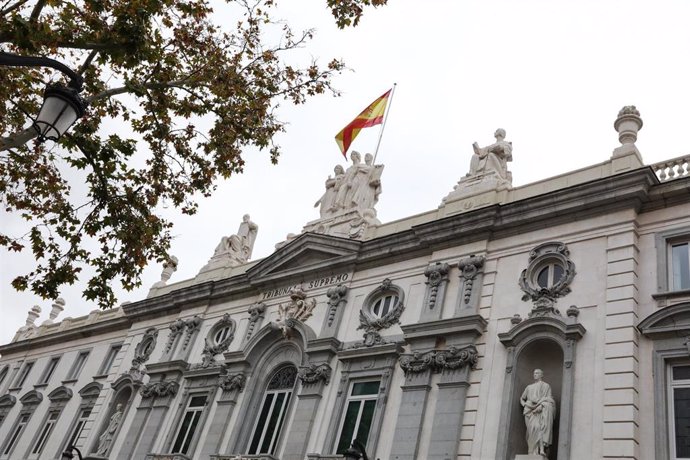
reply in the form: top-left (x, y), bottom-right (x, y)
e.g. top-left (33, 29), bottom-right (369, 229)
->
top-left (427, 365), bottom-right (472, 460)
top-left (602, 225), bottom-right (640, 459)
top-left (120, 381), bottom-right (179, 459)
top-left (199, 372), bottom-right (246, 458)
top-left (281, 363), bottom-right (332, 458)
top-left (390, 365), bottom-right (433, 460)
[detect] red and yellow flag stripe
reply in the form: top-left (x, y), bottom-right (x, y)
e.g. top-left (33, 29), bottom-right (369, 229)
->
top-left (335, 89), bottom-right (392, 157)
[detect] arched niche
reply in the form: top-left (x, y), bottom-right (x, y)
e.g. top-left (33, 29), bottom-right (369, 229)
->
top-left (497, 313), bottom-right (585, 460)
top-left (90, 373), bottom-right (141, 456)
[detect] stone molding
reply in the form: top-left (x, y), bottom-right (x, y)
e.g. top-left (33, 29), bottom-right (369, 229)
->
top-left (19, 389), bottom-right (43, 405)
top-left (47, 385), bottom-right (73, 402)
top-left (399, 345), bottom-right (478, 375)
top-left (140, 381), bottom-right (179, 399)
top-left (297, 362), bottom-right (332, 385)
top-left (0, 394), bottom-right (16, 408)
top-left (132, 327), bottom-right (158, 371)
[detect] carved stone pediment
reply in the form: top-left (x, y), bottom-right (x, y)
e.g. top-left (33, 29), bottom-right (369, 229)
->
top-left (246, 233), bottom-right (361, 280)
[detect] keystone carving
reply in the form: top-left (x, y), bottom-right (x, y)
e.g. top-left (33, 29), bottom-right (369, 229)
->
top-left (458, 255), bottom-right (485, 306)
top-left (218, 372), bottom-right (246, 392)
top-left (297, 363), bottom-right (332, 385)
top-left (399, 345), bottom-right (478, 375)
top-left (273, 286), bottom-right (317, 339)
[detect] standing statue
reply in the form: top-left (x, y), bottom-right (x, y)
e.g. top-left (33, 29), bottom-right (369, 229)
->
top-left (96, 403), bottom-right (124, 455)
top-left (330, 151), bottom-right (384, 214)
top-left (212, 214), bottom-right (258, 265)
top-left (468, 128), bottom-right (513, 182)
top-left (314, 165), bottom-right (346, 218)
top-left (520, 369), bottom-right (556, 457)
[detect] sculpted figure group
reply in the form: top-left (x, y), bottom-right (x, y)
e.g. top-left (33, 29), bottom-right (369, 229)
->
top-left (315, 151), bottom-right (384, 219)
top-left (212, 214), bottom-right (258, 265)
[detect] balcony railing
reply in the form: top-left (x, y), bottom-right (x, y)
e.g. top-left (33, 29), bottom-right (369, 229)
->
top-left (652, 154), bottom-right (690, 182)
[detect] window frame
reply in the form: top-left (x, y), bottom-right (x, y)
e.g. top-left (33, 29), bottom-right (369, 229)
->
top-left (11, 361), bottom-right (34, 389)
top-left (29, 409), bottom-right (60, 457)
top-left (0, 391), bottom-right (42, 459)
top-left (669, 240), bottom-right (690, 292)
top-left (656, 228), bottom-right (690, 295)
top-left (171, 393), bottom-right (208, 455)
top-left (38, 356), bottom-right (61, 386)
top-left (246, 365), bottom-right (298, 456)
top-left (64, 350), bottom-right (90, 382)
top-left (97, 343), bottom-right (123, 376)
top-left (334, 379), bottom-right (381, 454)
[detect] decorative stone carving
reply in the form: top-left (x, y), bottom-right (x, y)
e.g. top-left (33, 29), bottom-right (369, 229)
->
top-left (151, 256), bottom-right (179, 289)
top-left (356, 278), bottom-right (405, 347)
top-left (399, 345), bottom-right (478, 375)
top-left (245, 302), bottom-right (266, 341)
top-left (348, 208), bottom-right (381, 239)
top-left (614, 105), bottom-right (643, 146)
top-left (183, 315), bottom-right (202, 351)
top-left (96, 403), bottom-right (124, 456)
top-left (326, 284), bottom-right (348, 327)
top-left (41, 298), bottom-right (65, 325)
top-left (131, 327), bottom-right (158, 371)
top-left (519, 242), bottom-right (575, 314)
top-left (297, 363), bottom-right (332, 385)
top-left (218, 372), bottom-right (246, 392)
top-left (164, 318), bottom-right (186, 354)
top-left (314, 164), bottom-right (346, 219)
top-left (459, 255), bottom-right (484, 303)
top-left (424, 262), bottom-right (450, 311)
top-left (140, 381), bottom-right (179, 399)
top-left (199, 314), bottom-right (236, 368)
top-left (201, 214), bottom-right (258, 272)
top-left (273, 286), bottom-right (317, 339)
top-left (520, 369), bottom-right (556, 458)
top-left (16, 305), bottom-right (41, 340)
top-left (467, 128), bottom-right (513, 186)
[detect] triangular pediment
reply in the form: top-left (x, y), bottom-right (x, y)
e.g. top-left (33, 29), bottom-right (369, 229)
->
top-left (247, 233), bottom-right (361, 281)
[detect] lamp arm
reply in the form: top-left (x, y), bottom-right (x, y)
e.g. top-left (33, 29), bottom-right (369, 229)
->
top-left (0, 51), bottom-right (83, 90)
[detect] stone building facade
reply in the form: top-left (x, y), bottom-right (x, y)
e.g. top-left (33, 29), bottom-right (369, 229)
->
top-left (1, 107), bottom-right (690, 459)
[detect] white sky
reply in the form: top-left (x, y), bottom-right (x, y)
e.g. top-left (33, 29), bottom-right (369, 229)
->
top-left (2, 0), bottom-right (690, 344)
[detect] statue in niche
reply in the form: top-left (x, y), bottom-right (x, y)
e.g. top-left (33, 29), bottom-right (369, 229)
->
top-left (96, 403), bottom-right (123, 455)
top-left (468, 128), bottom-right (513, 183)
top-left (520, 369), bottom-right (556, 458)
top-left (212, 214), bottom-right (258, 265)
top-left (314, 164), bottom-right (346, 218)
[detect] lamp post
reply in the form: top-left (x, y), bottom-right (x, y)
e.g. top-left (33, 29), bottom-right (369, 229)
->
top-left (61, 445), bottom-right (83, 460)
top-left (0, 51), bottom-right (87, 142)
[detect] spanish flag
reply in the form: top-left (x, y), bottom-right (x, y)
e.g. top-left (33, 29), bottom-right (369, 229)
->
top-left (335, 89), bottom-right (392, 157)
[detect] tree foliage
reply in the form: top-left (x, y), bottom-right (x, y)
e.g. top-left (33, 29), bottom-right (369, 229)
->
top-left (0, 0), bottom-right (390, 308)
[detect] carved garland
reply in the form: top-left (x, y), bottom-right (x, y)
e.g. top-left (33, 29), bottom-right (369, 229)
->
top-left (245, 302), bottom-right (266, 341)
top-left (140, 381), bottom-right (179, 399)
top-left (399, 345), bottom-right (478, 375)
top-left (424, 262), bottom-right (449, 310)
top-left (458, 255), bottom-right (485, 305)
top-left (326, 284), bottom-right (348, 327)
top-left (519, 242), bottom-right (576, 315)
top-left (218, 372), bottom-right (246, 392)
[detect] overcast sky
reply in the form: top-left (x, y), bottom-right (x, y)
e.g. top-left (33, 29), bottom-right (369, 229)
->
top-left (2, 0), bottom-right (690, 344)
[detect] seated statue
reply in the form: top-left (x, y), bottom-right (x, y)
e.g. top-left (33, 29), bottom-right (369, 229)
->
top-left (211, 214), bottom-right (258, 265)
top-left (468, 128), bottom-right (513, 182)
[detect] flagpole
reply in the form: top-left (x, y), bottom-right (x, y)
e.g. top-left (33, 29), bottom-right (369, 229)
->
top-left (372, 83), bottom-right (396, 164)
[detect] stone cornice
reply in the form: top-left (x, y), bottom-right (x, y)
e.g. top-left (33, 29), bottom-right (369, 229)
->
top-left (401, 315), bottom-right (487, 344)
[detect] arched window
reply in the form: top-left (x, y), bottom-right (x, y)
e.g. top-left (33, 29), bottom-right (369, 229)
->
top-left (536, 263), bottom-right (565, 289)
top-left (247, 365), bottom-right (297, 456)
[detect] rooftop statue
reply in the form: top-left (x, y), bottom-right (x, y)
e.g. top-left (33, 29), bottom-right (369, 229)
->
top-left (468, 128), bottom-right (513, 185)
top-left (201, 214), bottom-right (258, 272)
top-left (314, 164), bottom-right (346, 218)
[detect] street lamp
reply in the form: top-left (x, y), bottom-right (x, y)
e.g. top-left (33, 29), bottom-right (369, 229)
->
top-left (61, 445), bottom-right (83, 460)
top-left (0, 51), bottom-right (87, 142)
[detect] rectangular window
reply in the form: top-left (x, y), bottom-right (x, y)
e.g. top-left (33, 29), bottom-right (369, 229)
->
top-left (335, 380), bottom-right (380, 454)
top-left (171, 395), bottom-right (207, 454)
top-left (66, 351), bottom-right (89, 381)
top-left (3, 413), bottom-right (29, 456)
top-left (670, 364), bottom-right (690, 458)
top-left (66, 408), bottom-right (92, 449)
top-left (98, 344), bottom-right (122, 375)
top-left (672, 242), bottom-right (690, 291)
top-left (31, 410), bottom-right (60, 455)
top-left (13, 362), bottom-right (34, 388)
top-left (39, 357), bottom-right (60, 385)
